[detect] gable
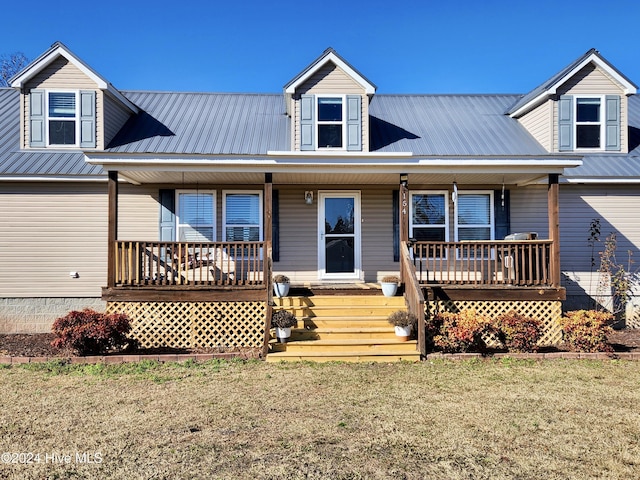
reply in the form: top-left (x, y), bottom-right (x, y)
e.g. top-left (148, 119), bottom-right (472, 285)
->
top-left (24, 57), bottom-right (99, 90)
top-left (297, 62), bottom-right (367, 95)
top-left (557, 63), bottom-right (626, 96)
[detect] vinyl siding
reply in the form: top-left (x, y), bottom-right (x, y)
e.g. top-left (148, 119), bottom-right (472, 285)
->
top-left (293, 63), bottom-right (369, 152)
top-left (518, 99), bottom-right (552, 151)
top-left (0, 182), bottom-right (107, 297)
top-left (22, 57), bottom-right (103, 149)
top-left (104, 92), bottom-right (132, 148)
top-left (118, 184), bottom-right (160, 240)
top-left (554, 64), bottom-right (628, 152)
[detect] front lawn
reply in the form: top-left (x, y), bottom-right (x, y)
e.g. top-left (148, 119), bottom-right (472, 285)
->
top-left (1, 359), bottom-right (638, 479)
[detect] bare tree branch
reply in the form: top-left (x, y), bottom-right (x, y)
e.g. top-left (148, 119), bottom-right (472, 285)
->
top-left (0, 52), bottom-right (29, 87)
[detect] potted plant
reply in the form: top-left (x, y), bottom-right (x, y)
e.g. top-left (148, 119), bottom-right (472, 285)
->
top-left (271, 309), bottom-right (298, 343)
top-left (273, 274), bottom-right (290, 298)
top-left (387, 310), bottom-right (416, 341)
top-left (380, 275), bottom-right (400, 297)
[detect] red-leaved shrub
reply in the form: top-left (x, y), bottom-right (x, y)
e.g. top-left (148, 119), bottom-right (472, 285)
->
top-left (561, 310), bottom-right (614, 353)
top-left (428, 309), bottom-right (491, 353)
top-left (493, 310), bottom-right (542, 353)
top-left (51, 309), bottom-right (134, 355)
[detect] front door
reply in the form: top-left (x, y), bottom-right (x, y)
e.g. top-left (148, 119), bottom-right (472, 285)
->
top-left (318, 191), bottom-right (361, 280)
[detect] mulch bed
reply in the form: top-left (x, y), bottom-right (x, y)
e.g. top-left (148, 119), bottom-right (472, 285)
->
top-left (1, 330), bottom-right (639, 361)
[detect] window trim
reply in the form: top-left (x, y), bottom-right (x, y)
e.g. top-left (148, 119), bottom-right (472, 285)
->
top-left (409, 190), bottom-right (450, 246)
top-left (222, 190), bottom-right (264, 242)
top-left (454, 190), bottom-right (495, 242)
top-left (574, 95), bottom-right (605, 151)
top-left (316, 94), bottom-right (346, 150)
top-left (45, 89), bottom-right (80, 147)
top-left (175, 189), bottom-right (217, 242)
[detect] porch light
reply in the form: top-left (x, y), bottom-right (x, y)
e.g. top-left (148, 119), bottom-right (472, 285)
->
top-left (400, 173), bottom-right (408, 187)
top-left (304, 191), bottom-right (313, 204)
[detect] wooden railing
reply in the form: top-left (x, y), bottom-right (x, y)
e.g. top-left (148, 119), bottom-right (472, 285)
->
top-left (409, 240), bottom-right (553, 287)
top-left (112, 241), bottom-right (265, 287)
top-left (400, 241), bottom-right (426, 357)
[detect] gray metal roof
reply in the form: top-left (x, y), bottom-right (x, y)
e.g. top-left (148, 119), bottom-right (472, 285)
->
top-left (369, 94), bottom-right (547, 155)
top-left (106, 91), bottom-right (289, 155)
top-left (0, 88), bottom-right (102, 177)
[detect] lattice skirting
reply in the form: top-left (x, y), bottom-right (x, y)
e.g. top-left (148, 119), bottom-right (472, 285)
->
top-left (105, 301), bottom-right (266, 349)
top-left (427, 300), bottom-right (563, 346)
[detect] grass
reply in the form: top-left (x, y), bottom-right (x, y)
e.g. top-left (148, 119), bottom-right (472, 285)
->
top-left (1, 359), bottom-right (639, 479)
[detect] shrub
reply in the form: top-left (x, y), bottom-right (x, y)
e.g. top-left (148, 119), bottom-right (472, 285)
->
top-left (273, 274), bottom-right (290, 283)
top-left (561, 310), bottom-right (614, 353)
top-left (381, 275), bottom-right (400, 284)
top-left (51, 309), bottom-right (134, 355)
top-left (387, 310), bottom-right (417, 327)
top-left (271, 310), bottom-right (297, 328)
top-left (428, 309), bottom-right (491, 353)
top-left (493, 310), bottom-right (542, 353)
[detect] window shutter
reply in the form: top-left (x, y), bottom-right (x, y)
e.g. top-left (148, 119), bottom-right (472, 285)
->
top-left (29, 90), bottom-right (45, 148)
top-left (79, 90), bottom-right (96, 148)
top-left (558, 95), bottom-right (573, 151)
top-left (605, 95), bottom-right (620, 151)
top-left (300, 95), bottom-right (315, 151)
top-left (272, 190), bottom-right (280, 262)
top-left (393, 190), bottom-right (399, 262)
top-left (159, 189), bottom-right (176, 241)
top-left (494, 189), bottom-right (510, 240)
top-left (346, 95), bottom-right (362, 151)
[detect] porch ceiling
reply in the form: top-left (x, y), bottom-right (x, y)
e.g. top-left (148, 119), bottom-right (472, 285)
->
top-left (116, 170), bottom-right (550, 186)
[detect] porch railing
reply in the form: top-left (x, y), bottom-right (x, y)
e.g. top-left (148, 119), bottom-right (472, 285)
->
top-left (400, 241), bottom-right (426, 357)
top-left (113, 241), bottom-right (265, 287)
top-left (409, 240), bottom-right (553, 287)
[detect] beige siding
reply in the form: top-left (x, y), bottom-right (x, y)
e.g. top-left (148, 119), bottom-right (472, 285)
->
top-left (273, 187), bottom-right (398, 282)
top-left (22, 57), bottom-right (103, 149)
top-left (118, 185), bottom-right (160, 240)
top-left (518, 99), bottom-right (552, 151)
top-left (553, 64), bottom-right (628, 152)
top-left (104, 92), bottom-right (133, 147)
top-left (0, 182), bottom-right (107, 297)
top-left (292, 63), bottom-right (369, 151)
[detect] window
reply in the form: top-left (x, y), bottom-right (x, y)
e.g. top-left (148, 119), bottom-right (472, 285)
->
top-left (176, 190), bottom-right (216, 241)
top-left (48, 91), bottom-right (77, 146)
top-left (575, 97), bottom-right (602, 149)
top-left (410, 191), bottom-right (449, 241)
top-left (455, 192), bottom-right (494, 241)
top-left (317, 97), bottom-right (344, 148)
top-left (223, 191), bottom-right (263, 242)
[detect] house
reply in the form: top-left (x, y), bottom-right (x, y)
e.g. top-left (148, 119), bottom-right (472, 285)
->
top-left (1, 42), bottom-right (638, 359)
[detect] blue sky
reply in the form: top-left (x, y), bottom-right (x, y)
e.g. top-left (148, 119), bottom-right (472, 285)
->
top-left (2, 0), bottom-right (639, 94)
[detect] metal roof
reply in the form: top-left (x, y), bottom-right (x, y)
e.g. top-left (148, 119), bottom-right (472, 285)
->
top-left (106, 91), bottom-right (289, 155)
top-left (369, 94), bottom-right (547, 156)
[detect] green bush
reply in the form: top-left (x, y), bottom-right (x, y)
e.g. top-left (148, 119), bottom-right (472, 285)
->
top-left (51, 309), bottom-right (135, 355)
top-left (561, 310), bottom-right (614, 353)
top-left (493, 310), bottom-right (542, 353)
top-left (428, 309), bottom-right (491, 353)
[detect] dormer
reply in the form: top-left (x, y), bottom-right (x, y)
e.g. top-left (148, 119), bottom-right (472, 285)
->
top-left (507, 49), bottom-right (637, 154)
top-left (10, 42), bottom-right (138, 151)
top-left (283, 48), bottom-right (376, 152)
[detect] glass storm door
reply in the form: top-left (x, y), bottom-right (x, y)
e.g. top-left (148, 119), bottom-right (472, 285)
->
top-left (318, 192), bottom-right (361, 279)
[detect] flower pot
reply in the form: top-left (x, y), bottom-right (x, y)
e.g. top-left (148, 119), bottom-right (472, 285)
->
top-left (274, 282), bottom-right (290, 298)
top-left (381, 282), bottom-right (398, 297)
top-left (276, 327), bottom-right (291, 343)
top-left (394, 325), bottom-right (412, 341)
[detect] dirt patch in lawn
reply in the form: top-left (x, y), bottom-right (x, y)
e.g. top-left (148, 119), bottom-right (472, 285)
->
top-left (1, 329), bottom-right (639, 358)
top-left (0, 333), bottom-right (260, 358)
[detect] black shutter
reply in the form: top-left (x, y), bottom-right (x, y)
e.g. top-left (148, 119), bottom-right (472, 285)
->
top-left (272, 190), bottom-right (280, 262)
top-left (494, 189), bottom-right (510, 240)
top-left (159, 189), bottom-right (176, 241)
top-left (393, 190), bottom-right (399, 261)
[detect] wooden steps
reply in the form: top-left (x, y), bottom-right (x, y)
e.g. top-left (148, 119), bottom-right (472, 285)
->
top-left (266, 294), bottom-right (420, 363)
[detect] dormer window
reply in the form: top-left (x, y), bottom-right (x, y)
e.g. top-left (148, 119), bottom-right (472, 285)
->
top-left (317, 96), bottom-right (344, 148)
top-left (48, 91), bottom-right (78, 145)
top-left (575, 97), bottom-right (602, 149)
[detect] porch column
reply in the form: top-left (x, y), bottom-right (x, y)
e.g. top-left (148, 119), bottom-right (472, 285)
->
top-left (548, 174), bottom-right (560, 288)
top-left (262, 173), bottom-right (273, 357)
top-left (400, 173), bottom-right (409, 243)
top-left (107, 170), bottom-right (118, 288)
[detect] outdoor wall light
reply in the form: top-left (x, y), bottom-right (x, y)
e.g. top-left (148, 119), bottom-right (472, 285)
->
top-left (69, 271), bottom-right (79, 278)
top-left (304, 191), bottom-right (314, 204)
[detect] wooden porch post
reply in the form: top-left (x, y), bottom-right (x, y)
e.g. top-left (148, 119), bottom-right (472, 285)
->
top-left (399, 173), bottom-right (409, 281)
top-left (262, 173), bottom-right (273, 357)
top-left (548, 174), bottom-right (560, 288)
top-left (107, 170), bottom-right (118, 288)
